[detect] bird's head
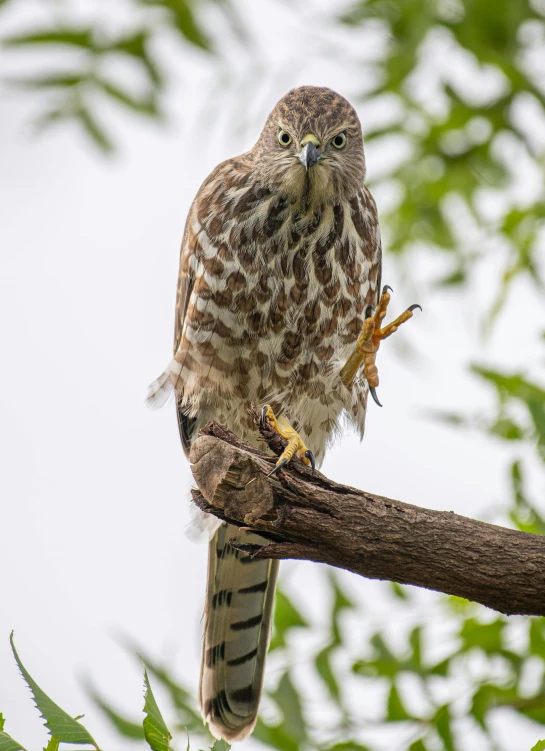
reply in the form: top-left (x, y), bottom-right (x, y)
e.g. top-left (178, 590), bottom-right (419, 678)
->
top-left (252, 86), bottom-right (366, 206)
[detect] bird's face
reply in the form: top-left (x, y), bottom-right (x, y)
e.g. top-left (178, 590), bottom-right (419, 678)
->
top-left (253, 87), bottom-right (367, 206)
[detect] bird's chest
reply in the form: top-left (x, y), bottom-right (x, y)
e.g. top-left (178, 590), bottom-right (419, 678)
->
top-left (227, 216), bottom-right (368, 376)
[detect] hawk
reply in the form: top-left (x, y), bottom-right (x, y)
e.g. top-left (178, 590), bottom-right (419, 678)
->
top-left (148, 86), bottom-right (418, 741)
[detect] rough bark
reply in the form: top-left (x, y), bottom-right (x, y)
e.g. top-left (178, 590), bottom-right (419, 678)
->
top-left (189, 420), bottom-right (545, 617)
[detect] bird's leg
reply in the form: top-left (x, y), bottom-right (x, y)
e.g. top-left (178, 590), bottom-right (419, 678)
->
top-left (261, 405), bottom-right (315, 476)
top-left (340, 286), bottom-right (421, 407)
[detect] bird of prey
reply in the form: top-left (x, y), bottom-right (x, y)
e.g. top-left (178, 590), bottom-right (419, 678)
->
top-left (148, 86), bottom-right (419, 741)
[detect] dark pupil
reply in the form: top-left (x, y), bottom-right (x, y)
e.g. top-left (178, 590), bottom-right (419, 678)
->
top-left (281, 133), bottom-right (290, 144)
top-left (335, 135), bottom-right (344, 146)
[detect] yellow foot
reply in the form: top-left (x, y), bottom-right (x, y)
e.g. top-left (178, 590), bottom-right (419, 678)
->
top-left (261, 405), bottom-right (316, 476)
top-left (340, 285), bottom-right (421, 407)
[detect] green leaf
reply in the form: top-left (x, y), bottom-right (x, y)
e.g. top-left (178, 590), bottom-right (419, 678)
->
top-left (208, 742), bottom-right (230, 751)
top-left (353, 632), bottom-right (405, 679)
top-left (315, 645), bottom-right (340, 701)
top-left (470, 684), bottom-right (519, 728)
top-left (97, 78), bottom-right (160, 117)
top-left (409, 627), bottom-right (422, 670)
top-left (1, 28), bottom-right (95, 48)
top-left (428, 657), bottom-right (450, 677)
top-left (312, 576), bottom-right (356, 702)
top-left (488, 417), bottom-right (525, 442)
top-left (518, 696), bottom-right (545, 725)
top-left (75, 108), bottom-right (113, 153)
top-left (86, 683), bottom-right (144, 739)
top-left (122, 644), bottom-right (205, 735)
top-left (143, 668), bottom-right (172, 751)
top-left (254, 672), bottom-right (307, 749)
top-left (529, 620), bottom-right (545, 658)
top-left (10, 633), bottom-right (98, 746)
top-left (409, 741), bottom-right (430, 751)
top-left (43, 738), bottom-right (60, 751)
top-left (140, 0), bottom-right (211, 51)
top-left (460, 617), bottom-right (505, 654)
top-left (445, 595), bottom-right (476, 615)
top-left (509, 461), bottom-right (545, 535)
top-left (390, 581), bottom-right (410, 599)
top-left (386, 682), bottom-right (412, 721)
top-left (271, 672), bottom-right (307, 743)
top-left (269, 587), bottom-right (308, 651)
top-left (471, 367), bottom-right (545, 408)
top-left (434, 705), bottom-right (455, 751)
top-left (329, 571), bottom-right (355, 646)
top-left (0, 726), bottom-right (27, 751)
top-left (4, 74), bottom-right (85, 89)
top-left (104, 31), bottom-right (163, 87)
top-left (32, 107), bottom-right (73, 134)
top-left (322, 743), bottom-right (371, 751)
top-left (435, 268), bottom-right (466, 287)
top-left (531, 741), bottom-right (545, 751)
top-left (252, 722), bottom-right (299, 751)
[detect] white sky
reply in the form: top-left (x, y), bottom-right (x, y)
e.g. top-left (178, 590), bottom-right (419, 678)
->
top-left (0, 1), bottom-right (544, 750)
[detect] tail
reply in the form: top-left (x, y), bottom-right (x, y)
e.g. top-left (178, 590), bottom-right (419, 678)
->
top-left (198, 523), bottom-right (279, 741)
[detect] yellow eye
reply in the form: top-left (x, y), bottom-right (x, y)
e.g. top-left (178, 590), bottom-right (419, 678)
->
top-left (278, 129), bottom-right (292, 147)
top-left (332, 132), bottom-right (347, 149)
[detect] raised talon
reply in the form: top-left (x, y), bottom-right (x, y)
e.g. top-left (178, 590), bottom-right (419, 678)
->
top-left (369, 386), bottom-right (382, 408)
top-left (340, 286), bottom-right (422, 403)
top-left (262, 404), bottom-right (315, 474)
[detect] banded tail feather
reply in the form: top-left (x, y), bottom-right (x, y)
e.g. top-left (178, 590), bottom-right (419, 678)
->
top-left (198, 522), bottom-right (279, 741)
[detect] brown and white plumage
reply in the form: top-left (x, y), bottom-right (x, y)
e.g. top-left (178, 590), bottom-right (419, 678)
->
top-left (148, 86), bottom-right (382, 740)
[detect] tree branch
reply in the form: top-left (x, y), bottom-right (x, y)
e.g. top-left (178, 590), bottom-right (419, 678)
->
top-left (189, 421), bottom-right (545, 616)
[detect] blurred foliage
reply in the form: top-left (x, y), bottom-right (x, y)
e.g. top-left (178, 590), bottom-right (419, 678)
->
top-left (340, 0), bottom-right (545, 314)
top-left (0, 0), bottom-right (246, 151)
top-left (89, 569), bottom-right (545, 750)
top-left (430, 365), bottom-right (545, 460)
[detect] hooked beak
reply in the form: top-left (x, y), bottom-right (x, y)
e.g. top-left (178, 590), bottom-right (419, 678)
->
top-left (297, 142), bottom-right (322, 171)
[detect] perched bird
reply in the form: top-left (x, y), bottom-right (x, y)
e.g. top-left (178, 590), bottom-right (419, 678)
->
top-left (148, 86), bottom-right (418, 741)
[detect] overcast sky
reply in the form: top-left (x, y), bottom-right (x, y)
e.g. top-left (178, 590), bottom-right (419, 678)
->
top-left (1, 1), bottom-right (544, 750)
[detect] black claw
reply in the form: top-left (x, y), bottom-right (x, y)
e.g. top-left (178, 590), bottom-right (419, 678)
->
top-left (267, 457), bottom-right (287, 478)
top-left (304, 449), bottom-right (316, 475)
top-left (370, 386), bottom-right (383, 407)
top-left (383, 285), bottom-right (393, 294)
top-left (261, 405), bottom-right (268, 428)
top-left (365, 304), bottom-right (376, 319)
top-left (408, 304), bottom-right (422, 313)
